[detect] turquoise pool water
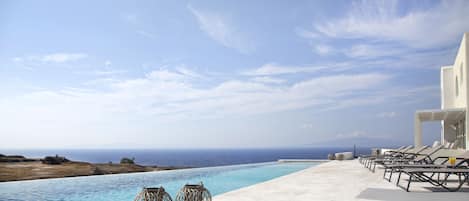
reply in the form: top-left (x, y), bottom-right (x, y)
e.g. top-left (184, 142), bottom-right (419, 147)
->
top-left (0, 162), bottom-right (318, 201)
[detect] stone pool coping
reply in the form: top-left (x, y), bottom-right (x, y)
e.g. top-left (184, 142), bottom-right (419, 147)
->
top-left (213, 160), bottom-right (468, 201)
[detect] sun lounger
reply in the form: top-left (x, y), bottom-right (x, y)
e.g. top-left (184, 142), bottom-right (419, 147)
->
top-left (360, 146), bottom-right (413, 169)
top-left (382, 145), bottom-right (413, 156)
top-left (369, 146), bottom-right (428, 172)
top-left (359, 146), bottom-right (406, 164)
top-left (398, 167), bottom-right (469, 192)
top-left (375, 146), bottom-right (429, 164)
top-left (381, 145), bottom-right (445, 180)
top-left (396, 151), bottom-right (469, 192)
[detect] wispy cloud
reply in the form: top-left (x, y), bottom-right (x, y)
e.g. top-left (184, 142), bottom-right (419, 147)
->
top-left (0, 68), bottom-right (393, 124)
top-left (345, 44), bottom-right (405, 59)
top-left (245, 63), bottom-right (326, 76)
top-left (104, 60), bottom-right (112, 67)
top-left (123, 14), bottom-right (157, 40)
top-left (300, 123), bottom-right (314, 129)
top-left (92, 70), bottom-right (126, 76)
top-left (251, 76), bottom-right (285, 84)
top-left (188, 4), bottom-right (254, 53)
top-left (13, 53), bottom-right (88, 64)
top-left (296, 0), bottom-right (465, 69)
top-left (123, 14), bottom-right (139, 25)
top-left (314, 44), bottom-right (333, 55)
top-left (42, 53), bottom-right (87, 63)
top-left (295, 27), bottom-right (321, 39)
top-left (311, 0), bottom-right (469, 48)
top-left (377, 111), bottom-right (397, 118)
top-left (136, 30), bottom-right (157, 40)
top-left (336, 130), bottom-right (367, 138)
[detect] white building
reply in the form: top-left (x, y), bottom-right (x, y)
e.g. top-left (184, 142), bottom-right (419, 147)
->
top-left (415, 33), bottom-right (469, 150)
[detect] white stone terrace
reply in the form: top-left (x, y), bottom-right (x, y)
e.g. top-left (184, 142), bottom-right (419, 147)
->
top-left (214, 160), bottom-right (468, 201)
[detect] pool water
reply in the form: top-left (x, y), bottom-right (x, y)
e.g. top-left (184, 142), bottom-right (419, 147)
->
top-left (0, 162), bottom-right (318, 201)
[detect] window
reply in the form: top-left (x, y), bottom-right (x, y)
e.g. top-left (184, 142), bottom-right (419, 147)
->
top-left (455, 76), bottom-right (459, 96)
top-left (461, 63), bottom-right (464, 84)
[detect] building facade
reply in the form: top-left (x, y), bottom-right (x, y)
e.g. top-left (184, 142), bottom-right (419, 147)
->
top-left (415, 33), bottom-right (468, 150)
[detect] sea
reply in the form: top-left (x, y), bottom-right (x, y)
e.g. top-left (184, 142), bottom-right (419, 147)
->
top-left (0, 147), bottom-right (372, 167)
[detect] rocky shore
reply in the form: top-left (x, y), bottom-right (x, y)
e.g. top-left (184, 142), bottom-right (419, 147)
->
top-left (0, 154), bottom-right (187, 182)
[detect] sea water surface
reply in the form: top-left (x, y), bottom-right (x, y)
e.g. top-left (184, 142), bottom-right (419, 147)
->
top-left (0, 162), bottom-right (318, 201)
top-left (0, 147), bottom-right (368, 167)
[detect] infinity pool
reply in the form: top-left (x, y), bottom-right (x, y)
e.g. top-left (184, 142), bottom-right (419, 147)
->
top-left (0, 162), bottom-right (318, 201)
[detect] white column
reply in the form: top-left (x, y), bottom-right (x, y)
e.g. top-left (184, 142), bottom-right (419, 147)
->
top-left (465, 111), bottom-right (469, 150)
top-left (441, 120), bottom-right (445, 144)
top-left (414, 113), bottom-right (422, 148)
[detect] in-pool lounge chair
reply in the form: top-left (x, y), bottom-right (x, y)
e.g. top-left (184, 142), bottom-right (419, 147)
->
top-left (397, 151), bottom-right (469, 192)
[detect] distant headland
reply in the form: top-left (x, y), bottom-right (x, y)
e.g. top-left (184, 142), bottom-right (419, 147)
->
top-left (0, 154), bottom-right (188, 182)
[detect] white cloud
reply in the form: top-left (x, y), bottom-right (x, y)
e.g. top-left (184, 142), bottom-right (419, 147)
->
top-left (175, 66), bottom-right (203, 78)
top-left (377, 111), bottom-right (397, 118)
top-left (12, 57), bottom-right (23, 62)
top-left (295, 28), bottom-right (320, 39)
top-left (188, 4), bottom-right (253, 53)
top-left (245, 63), bottom-right (326, 76)
top-left (251, 76), bottom-right (285, 84)
top-left (92, 70), bottom-right (126, 76)
top-left (301, 123), bottom-right (314, 129)
top-left (0, 69), bottom-right (391, 125)
top-left (146, 69), bottom-right (186, 81)
top-left (7, 64), bottom-right (436, 148)
top-left (13, 53), bottom-right (88, 64)
top-left (123, 14), bottom-right (157, 40)
top-left (345, 44), bottom-right (404, 58)
top-left (84, 78), bottom-right (120, 86)
top-left (336, 130), bottom-right (367, 138)
top-left (123, 14), bottom-right (138, 25)
top-left (314, 44), bottom-right (333, 55)
top-left (136, 30), bottom-right (157, 39)
top-left (312, 0), bottom-right (469, 48)
top-left (42, 53), bottom-right (87, 63)
top-left (296, 1), bottom-right (465, 68)
top-left (105, 60), bottom-right (112, 67)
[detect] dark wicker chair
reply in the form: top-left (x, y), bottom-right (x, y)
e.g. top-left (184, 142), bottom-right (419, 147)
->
top-left (175, 183), bottom-right (211, 201)
top-left (134, 187), bottom-right (173, 201)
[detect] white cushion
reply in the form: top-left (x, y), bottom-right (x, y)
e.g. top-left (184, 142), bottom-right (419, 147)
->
top-left (335, 152), bottom-right (353, 160)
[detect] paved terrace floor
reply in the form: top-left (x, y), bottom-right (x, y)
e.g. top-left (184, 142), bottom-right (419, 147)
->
top-left (214, 160), bottom-right (468, 201)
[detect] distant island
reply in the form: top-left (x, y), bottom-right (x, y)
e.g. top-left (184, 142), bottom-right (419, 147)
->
top-left (0, 154), bottom-right (188, 182)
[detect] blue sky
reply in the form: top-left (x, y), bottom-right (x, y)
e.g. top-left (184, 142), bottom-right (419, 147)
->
top-left (1, 0), bottom-right (468, 149)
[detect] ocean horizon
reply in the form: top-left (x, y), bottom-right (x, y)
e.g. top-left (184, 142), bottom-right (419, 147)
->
top-left (0, 147), bottom-right (373, 167)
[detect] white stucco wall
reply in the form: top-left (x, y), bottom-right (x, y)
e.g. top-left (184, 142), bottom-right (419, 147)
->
top-left (439, 33), bottom-right (469, 150)
top-left (451, 33), bottom-right (468, 109)
top-left (463, 33), bottom-right (469, 150)
top-left (441, 66), bottom-right (455, 144)
top-left (441, 66), bottom-right (454, 109)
